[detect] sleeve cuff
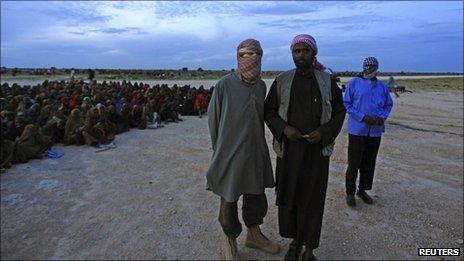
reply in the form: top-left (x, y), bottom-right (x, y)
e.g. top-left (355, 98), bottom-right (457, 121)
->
top-left (355, 112), bottom-right (366, 122)
top-left (316, 127), bottom-right (328, 147)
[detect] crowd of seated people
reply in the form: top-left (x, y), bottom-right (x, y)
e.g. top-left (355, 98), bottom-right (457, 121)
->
top-left (0, 80), bottom-right (213, 171)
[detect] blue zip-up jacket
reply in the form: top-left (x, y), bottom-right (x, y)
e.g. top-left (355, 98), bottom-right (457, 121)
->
top-left (343, 76), bottom-right (393, 137)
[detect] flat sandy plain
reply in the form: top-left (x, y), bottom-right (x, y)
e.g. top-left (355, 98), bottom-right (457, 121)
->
top-left (1, 77), bottom-right (463, 260)
top-left (1, 74), bottom-right (462, 88)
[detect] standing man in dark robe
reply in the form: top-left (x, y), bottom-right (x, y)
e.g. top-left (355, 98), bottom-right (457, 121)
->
top-left (264, 34), bottom-right (346, 260)
top-left (343, 57), bottom-right (393, 207)
top-left (207, 39), bottom-right (280, 260)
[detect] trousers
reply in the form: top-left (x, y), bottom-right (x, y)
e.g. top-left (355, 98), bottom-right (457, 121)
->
top-left (345, 134), bottom-right (381, 195)
top-left (218, 193), bottom-right (268, 238)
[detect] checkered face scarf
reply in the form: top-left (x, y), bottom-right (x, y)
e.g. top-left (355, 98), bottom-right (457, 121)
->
top-left (363, 57), bottom-right (379, 79)
top-left (290, 34), bottom-right (326, 71)
top-left (237, 39), bottom-right (263, 84)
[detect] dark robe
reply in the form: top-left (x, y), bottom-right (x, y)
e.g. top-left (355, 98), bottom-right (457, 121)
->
top-left (4, 120), bottom-right (23, 142)
top-left (146, 100), bottom-right (156, 122)
top-left (131, 106), bottom-right (147, 129)
top-left (37, 105), bottom-right (52, 126)
top-left (53, 110), bottom-right (67, 143)
top-left (64, 109), bottom-right (84, 145)
top-left (264, 70), bottom-right (345, 248)
top-left (181, 95), bottom-right (194, 116)
top-left (95, 111), bottom-right (117, 142)
top-left (82, 110), bottom-right (102, 146)
top-left (117, 108), bottom-right (132, 133)
top-left (14, 124), bottom-right (53, 164)
top-left (1, 140), bottom-right (15, 169)
top-left (40, 115), bottom-right (64, 144)
top-left (107, 109), bottom-right (123, 136)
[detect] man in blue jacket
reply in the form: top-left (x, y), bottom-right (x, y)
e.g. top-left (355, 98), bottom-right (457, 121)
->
top-left (343, 57), bottom-right (393, 207)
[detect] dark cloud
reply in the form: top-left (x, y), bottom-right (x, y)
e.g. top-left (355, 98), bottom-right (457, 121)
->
top-left (93, 27), bottom-right (145, 34)
top-left (68, 31), bottom-right (87, 36)
top-left (247, 4), bottom-right (319, 15)
top-left (69, 27), bottom-right (148, 36)
top-left (259, 15), bottom-right (385, 30)
top-left (44, 7), bottom-right (111, 23)
top-left (334, 24), bottom-right (368, 31)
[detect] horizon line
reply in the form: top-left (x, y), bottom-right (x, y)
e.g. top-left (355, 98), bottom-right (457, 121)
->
top-left (1, 67), bottom-right (463, 74)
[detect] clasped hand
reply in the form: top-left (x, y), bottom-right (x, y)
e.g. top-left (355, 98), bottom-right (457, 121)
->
top-left (283, 125), bottom-right (321, 143)
top-left (362, 116), bottom-right (384, 126)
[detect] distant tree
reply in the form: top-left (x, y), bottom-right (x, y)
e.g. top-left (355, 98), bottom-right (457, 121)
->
top-left (12, 67), bottom-right (18, 76)
top-left (197, 67), bottom-right (204, 72)
top-left (88, 69), bottom-right (95, 80)
top-left (50, 67), bottom-right (57, 74)
top-left (231, 68), bottom-right (235, 72)
top-left (182, 67), bottom-right (188, 72)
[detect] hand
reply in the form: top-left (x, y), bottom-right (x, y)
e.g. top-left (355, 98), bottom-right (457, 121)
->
top-left (362, 116), bottom-right (377, 125)
top-left (283, 125), bottom-right (302, 141)
top-left (374, 117), bottom-right (384, 126)
top-left (305, 130), bottom-right (321, 144)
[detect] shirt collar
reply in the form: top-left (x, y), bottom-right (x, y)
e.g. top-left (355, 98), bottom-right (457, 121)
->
top-left (356, 72), bottom-right (378, 83)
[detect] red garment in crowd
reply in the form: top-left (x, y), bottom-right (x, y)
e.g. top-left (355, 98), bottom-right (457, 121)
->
top-left (155, 92), bottom-right (167, 109)
top-left (194, 93), bottom-right (205, 112)
top-left (69, 94), bottom-right (81, 109)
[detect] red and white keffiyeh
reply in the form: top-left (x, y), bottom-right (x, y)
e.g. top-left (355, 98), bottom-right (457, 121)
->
top-left (290, 34), bottom-right (326, 71)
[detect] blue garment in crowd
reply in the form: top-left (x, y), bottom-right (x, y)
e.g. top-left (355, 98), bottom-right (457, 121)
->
top-left (343, 76), bottom-right (393, 137)
top-left (45, 149), bottom-right (64, 159)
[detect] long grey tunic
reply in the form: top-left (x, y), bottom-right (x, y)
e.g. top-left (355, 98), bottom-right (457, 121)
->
top-left (206, 72), bottom-right (274, 202)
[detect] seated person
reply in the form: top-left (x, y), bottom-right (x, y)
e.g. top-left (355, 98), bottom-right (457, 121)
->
top-left (14, 124), bottom-right (53, 164)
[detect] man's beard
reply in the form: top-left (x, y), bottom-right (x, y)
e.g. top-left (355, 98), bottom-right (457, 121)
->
top-left (294, 58), bottom-right (314, 74)
top-left (294, 56), bottom-right (314, 67)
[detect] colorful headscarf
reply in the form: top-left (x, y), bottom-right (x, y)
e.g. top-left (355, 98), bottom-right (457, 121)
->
top-left (237, 39), bottom-right (263, 85)
top-left (363, 57), bottom-right (379, 79)
top-left (290, 34), bottom-right (326, 71)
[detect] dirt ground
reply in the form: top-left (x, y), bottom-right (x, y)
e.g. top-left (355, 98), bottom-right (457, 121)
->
top-left (1, 86), bottom-right (463, 260)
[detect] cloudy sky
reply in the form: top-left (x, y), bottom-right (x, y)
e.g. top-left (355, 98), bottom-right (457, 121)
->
top-left (1, 1), bottom-right (463, 72)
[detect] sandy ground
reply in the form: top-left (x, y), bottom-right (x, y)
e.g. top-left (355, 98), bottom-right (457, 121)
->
top-left (1, 88), bottom-right (463, 260)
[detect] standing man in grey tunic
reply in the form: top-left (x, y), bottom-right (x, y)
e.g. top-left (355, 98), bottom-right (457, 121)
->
top-left (264, 34), bottom-right (346, 260)
top-left (206, 39), bottom-right (280, 260)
